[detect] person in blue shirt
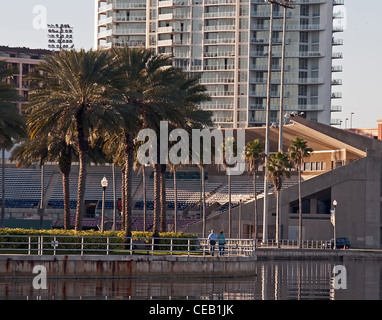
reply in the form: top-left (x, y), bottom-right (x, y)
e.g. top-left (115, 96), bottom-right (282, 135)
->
top-left (207, 229), bottom-right (217, 256)
top-left (217, 231), bottom-right (226, 256)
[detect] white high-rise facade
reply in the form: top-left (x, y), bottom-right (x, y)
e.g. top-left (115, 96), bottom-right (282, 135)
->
top-left (96, 0), bottom-right (344, 128)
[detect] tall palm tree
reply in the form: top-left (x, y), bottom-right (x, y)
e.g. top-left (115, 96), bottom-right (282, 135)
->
top-left (111, 47), bottom-right (173, 239)
top-left (0, 61), bottom-right (26, 227)
top-left (26, 49), bottom-right (125, 231)
top-left (245, 139), bottom-right (264, 241)
top-left (112, 47), bottom-right (211, 238)
top-left (267, 151), bottom-right (292, 244)
top-left (288, 137), bottom-right (313, 247)
top-left (11, 137), bottom-right (49, 229)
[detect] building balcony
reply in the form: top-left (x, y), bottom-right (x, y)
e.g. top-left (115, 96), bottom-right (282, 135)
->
top-left (332, 38), bottom-right (343, 46)
top-left (205, 0), bottom-right (236, 4)
top-left (331, 92), bottom-right (342, 99)
top-left (114, 16), bottom-right (146, 22)
top-left (330, 119), bottom-right (342, 126)
top-left (114, 2), bottom-right (146, 9)
top-left (158, 0), bottom-right (174, 7)
top-left (204, 52), bottom-right (235, 58)
top-left (331, 65), bottom-right (343, 72)
top-left (209, 91), bottom-right (235, 97)
top-left (98, 16), bottom-right (113, 26)
top-left (251, 11), bottom-right (293, 18)
top-left (201, 77), bottom-right (235, 84)
top-left (97, 29), bottom-right (113, 39)
top-left (331, 105), bottom-right (342, 112)
top-left (331, 79), bottom-right (342, 86)
top-left (98, 3), bottom-right (112, 14)
top-left (157, 26), bottom-right (174, 33)
top-left (114, 29), bottom-right (146, 35)
top-left (333, 0), bottom-right (344, 5)
top-left (204, 25), bottom-right (235, 32)
top-left (293, 0), bottom-right (327, 3)
top-left (204, 38), bottom-right (235, 45)
top-left (204, 12), bottom-right (236, 19)
top-left (332, 52), bottom-right (343, 59)
top-left (158, 13), bottom-right (173, 20)
top-left (157, 39), bottom-right (173, 46)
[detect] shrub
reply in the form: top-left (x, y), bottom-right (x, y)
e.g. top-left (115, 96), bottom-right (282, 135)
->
top-left (0, 228), bottom-right (198, 254)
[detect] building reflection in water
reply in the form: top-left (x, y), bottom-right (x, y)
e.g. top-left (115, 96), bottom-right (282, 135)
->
top-left (0, 260), bottom-right (381, 300)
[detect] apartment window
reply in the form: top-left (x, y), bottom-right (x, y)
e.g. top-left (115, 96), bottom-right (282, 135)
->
top-left (300, 5), bottom-right (309, 17)
top-left (300, 32), bottom-right (308, 43)
top-left (312, 5), bottom-right (320, 17)
top-left (299, 59), bottom-right (308, 70)
top-left (298, 85), bottom-right (307, 96)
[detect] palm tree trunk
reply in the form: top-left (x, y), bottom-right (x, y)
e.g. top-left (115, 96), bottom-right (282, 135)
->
top-left (1, 149), bottom-right (5, 228)
top-left (124, 132), bottom-right (133, 239)
top-left (39, 164), bottom-right (44, 229)
top-left (275, 190), bottom-right (280, 245)
top-left (160, 164), bottom-right (167, 233)
top-left (173, 166), bottom-right (177, 233)
top-left (298, 166), bottom-right (302, 248)
top-left (63, 172), bottom-right (70, 230)
top-left (228, 170), bottom-right (231, 238)
top-left (201, 166), bottom-right (206, 238)
top-left (253, 170), bottom-right (258, 241)
top-left (58, 142), bottom-right (72, 230)
top-left (112, 163), bottom-right (117, 231)
top-left (152, 163), bottom-right (160, 238)
top-left (142, 165), bottom-right (147, 232)
top-left (121, 167), bottom-right (126, 231)
top-left (75, 110), bottom-right (89, 231)
top-left (75, 149), bottom-right (87, 231)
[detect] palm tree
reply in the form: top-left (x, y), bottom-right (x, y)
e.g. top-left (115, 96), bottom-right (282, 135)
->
top-left (112, 47), bottom-right (211, 238)
top-left (26, 49), bottom-right (125, 231)
top-left (245, 139), bottom-right (264, 241)
top-left (267, 151), bottom-right (292, 244)
top-left (11, 137), bottom-right (50, 229)
top-left (111, 47), bottom-right (173, 239)
top-left (288, 137), bottom-right (313, 247)
top-left (0, 61), bottom-right (26, 227)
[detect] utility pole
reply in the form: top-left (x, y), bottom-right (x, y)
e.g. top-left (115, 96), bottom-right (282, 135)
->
top-left (263, 0), bottom-right (294, 243)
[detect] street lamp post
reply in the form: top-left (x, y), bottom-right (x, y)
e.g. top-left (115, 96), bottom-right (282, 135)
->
top-left (239, 195), bottom-right (242, 239)
top-left (101, 176), bottom-right (108, 233)
top-left (332, 200), bottom-right (337, 250)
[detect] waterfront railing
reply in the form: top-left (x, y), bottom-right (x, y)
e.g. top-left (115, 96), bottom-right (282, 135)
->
top-left (0, 235), bottom-right (256, 257)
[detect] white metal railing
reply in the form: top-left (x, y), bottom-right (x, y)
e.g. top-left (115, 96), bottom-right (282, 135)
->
top-left (0, 235), bottom-right (256, 257)
top-left (257, 239), bottom-right (331, 249)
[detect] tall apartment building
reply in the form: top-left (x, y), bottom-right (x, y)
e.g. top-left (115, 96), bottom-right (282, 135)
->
top-left (95, 0), bottom-right (344, 128)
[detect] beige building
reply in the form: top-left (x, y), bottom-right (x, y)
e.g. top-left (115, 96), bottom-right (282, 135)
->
top-left (0, 46), bottom-right (52, 114)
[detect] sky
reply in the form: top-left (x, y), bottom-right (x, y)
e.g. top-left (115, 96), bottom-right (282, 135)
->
top-left (0, 0), bottom-right (381, 129)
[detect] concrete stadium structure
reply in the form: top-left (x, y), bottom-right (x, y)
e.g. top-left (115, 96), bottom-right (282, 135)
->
top-left (184, 117), bottom-right (382, 249)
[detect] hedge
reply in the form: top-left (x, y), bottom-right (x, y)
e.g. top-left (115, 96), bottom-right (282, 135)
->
top-left (0, 228), bottom-right (199, 254)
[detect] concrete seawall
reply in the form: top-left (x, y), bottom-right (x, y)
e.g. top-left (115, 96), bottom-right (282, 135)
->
top-left (0, 255), bottom-right (257, 279)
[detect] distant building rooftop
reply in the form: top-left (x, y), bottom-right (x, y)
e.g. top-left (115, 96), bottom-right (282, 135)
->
top-left (0, 46), bottom-right (52, 59)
